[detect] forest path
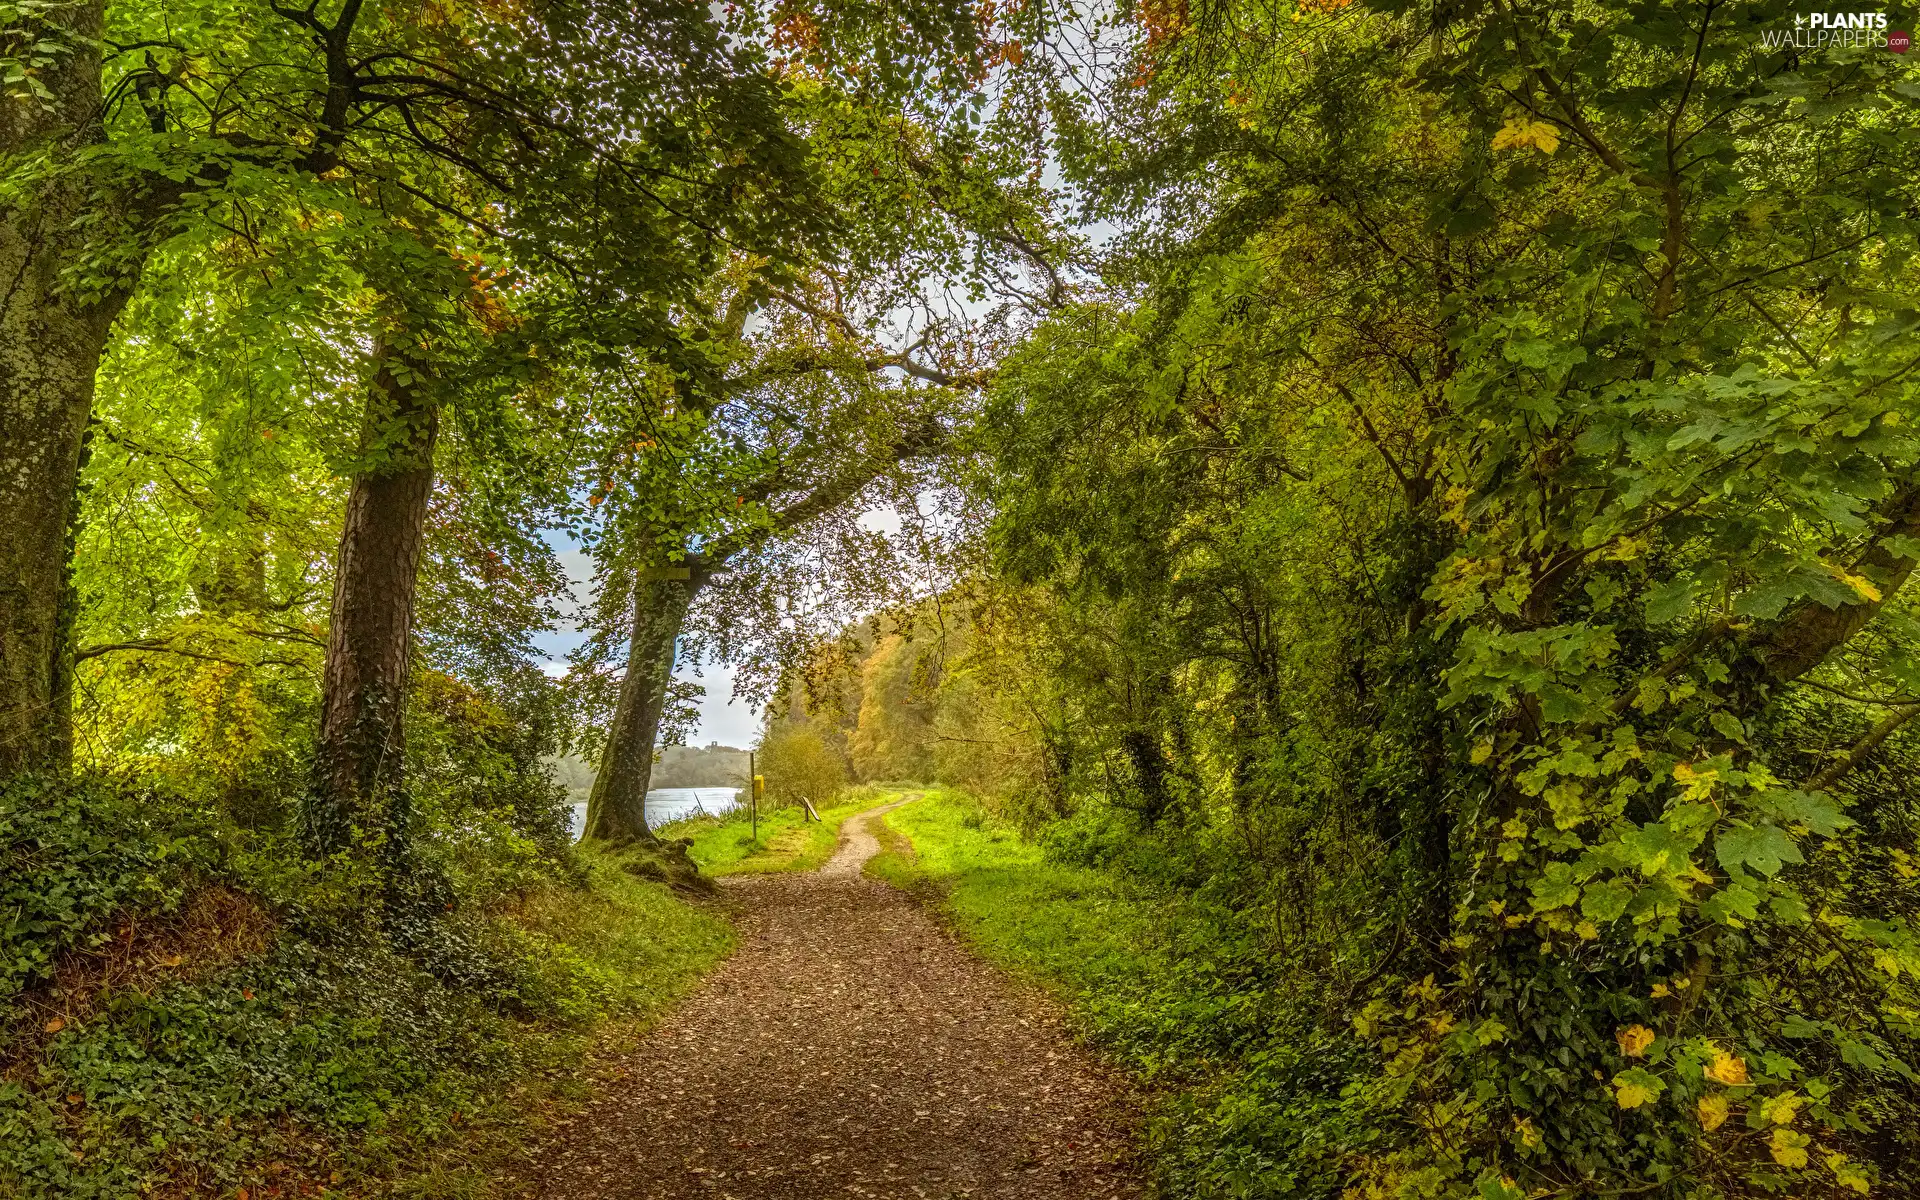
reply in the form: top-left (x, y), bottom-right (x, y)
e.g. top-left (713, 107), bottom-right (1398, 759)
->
top-left (529, 801), bottom-right (1142, 1199)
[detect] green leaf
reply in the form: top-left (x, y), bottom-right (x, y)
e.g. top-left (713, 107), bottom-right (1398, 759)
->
top-left (1753, 789), bottom-right (1854, 837)
top-left (1581, 879), bottom-right (1632, 921)
top-left (1529, 861), bottom-right (1581, 911)
top-left (1715, 824), bottom-right (1803, 877)
top-left (1621, 821), bottom-right (1697, 876)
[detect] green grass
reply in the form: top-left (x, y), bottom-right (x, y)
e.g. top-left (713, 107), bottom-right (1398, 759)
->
top-left (374, 845), bottom-right (735, 1195)
top-left (660, 787), bottom-right (893, 876)
top-left (865, 791), bottom-right (1366, 1200)
top-left (866, 790), bottom-right (1159, 1010)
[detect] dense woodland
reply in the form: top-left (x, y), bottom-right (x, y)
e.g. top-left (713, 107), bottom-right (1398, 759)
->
top-left (3, 0), bottom-right (1919, 1195)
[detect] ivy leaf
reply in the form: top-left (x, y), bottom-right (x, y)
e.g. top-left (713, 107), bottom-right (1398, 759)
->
top-left (1716, 824), bottom-right (1803, 877)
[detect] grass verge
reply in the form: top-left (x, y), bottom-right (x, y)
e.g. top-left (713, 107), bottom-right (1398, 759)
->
top-left (865, 791), bottom-right (1157, 1004)
top-left (660, 787), bottom-right (893, 875)
top-left (866, 790), bottom-right (1363, 1200)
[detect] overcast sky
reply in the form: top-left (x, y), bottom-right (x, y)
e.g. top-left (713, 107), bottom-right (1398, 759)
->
top-left (534, 505), bottom-right (906, 751)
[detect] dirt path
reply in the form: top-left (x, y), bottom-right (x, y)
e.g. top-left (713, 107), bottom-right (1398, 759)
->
top-left (529, 802), bottom-right (1142, 1199)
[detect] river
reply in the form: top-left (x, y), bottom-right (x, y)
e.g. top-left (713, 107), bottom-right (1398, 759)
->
top-left (566, 786), bottom-right (742, 840)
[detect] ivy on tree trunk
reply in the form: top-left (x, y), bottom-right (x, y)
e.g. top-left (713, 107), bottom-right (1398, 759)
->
top-left (305, 342), bottom-right (438, 856)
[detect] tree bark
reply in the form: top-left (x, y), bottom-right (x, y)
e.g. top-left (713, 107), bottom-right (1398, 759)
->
top-left (583, 560), bottom-right (701, 844)
top-left (0, 0), bottom-right (132, 776)
top-left (579, 411), bottom-right (952, 842)
top-left (304, 346), bottom-right (439, 854)
top-left (1744, 484), bottom-right (1920, 688)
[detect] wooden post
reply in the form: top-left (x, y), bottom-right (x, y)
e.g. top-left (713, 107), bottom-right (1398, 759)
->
top-left (749, 751), bottom-right (758, 843)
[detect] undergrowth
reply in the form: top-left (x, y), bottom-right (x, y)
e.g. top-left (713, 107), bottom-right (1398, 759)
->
top-left (0, 773), bottom-right (731, 1199)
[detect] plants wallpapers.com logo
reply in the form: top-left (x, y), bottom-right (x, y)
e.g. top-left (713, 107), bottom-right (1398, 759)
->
top-left (1759, 11), bottom-right (1911, 50)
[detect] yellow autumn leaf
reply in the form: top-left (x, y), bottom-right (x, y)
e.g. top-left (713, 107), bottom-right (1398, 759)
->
top-left (1769, 1127), bottom-right (1811, 1169)
top-left (1826, 564), bottom-right (1883, 603)
top-left (1615, 1080), bottom-right (1658, 1108)
top-left (1471, 739), bottom-right (1493, 764)
top-left (1513, 1116), bottom-right (1541, 1148)
top-left (1698, 1093), bottom-right (1730, 1130)
top-left (1613, 1069), bottom-right (1663, 1109)
top-left (1828, 1152), bottom-right (1872, 1195)
top-left (1576, 920), bottom-right (1600, 941)
top-left (1615, 1025), bottom-right (1655, 1058)
top-left (1760, 1090), bottom-right (1803, 1126)
top-left (1704, 1049), bottom-right (1749, 1086)
top-left (1492, 116), bottom-right (1561, 155)
top-left (1649, 982), bottom-right (1670, 999)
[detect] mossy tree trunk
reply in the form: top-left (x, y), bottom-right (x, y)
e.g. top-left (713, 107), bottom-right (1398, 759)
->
top-left (303, 344), bottom-right (439, 855)
top-left (583, 560), bottom-right (703, 844)
top-left (0, 0), bottom-right (133, 777)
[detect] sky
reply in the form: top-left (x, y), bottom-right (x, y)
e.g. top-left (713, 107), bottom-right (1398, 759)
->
top-left (533, 504), bottom-right (905, 751)
top-left (531, 532), bottom-right (766, 748)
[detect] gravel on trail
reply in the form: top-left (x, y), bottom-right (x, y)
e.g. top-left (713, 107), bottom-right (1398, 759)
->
top-left (529, 802), bottom-right (1144, 1200)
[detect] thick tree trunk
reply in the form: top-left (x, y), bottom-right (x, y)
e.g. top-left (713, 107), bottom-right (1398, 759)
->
top-left (0, 0), bottom-right (128, 777)
top-left (304, 348), bottom-right (438, 854)
top-left (583, 563), bottom-right (701, 844)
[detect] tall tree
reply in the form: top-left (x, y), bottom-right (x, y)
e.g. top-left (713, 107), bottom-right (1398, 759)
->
top-left (0, 0), bottom-right (824, 787)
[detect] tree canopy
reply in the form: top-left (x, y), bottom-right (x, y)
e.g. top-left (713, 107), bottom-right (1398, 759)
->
top-left (5, 0), bottom-right (1920, 1195)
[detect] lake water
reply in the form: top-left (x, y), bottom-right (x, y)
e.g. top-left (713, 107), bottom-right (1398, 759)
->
top-left (567, 786), bottom-right (741, 840)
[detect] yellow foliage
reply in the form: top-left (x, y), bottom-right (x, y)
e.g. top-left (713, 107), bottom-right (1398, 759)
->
top-left (1769, 1127), bottom-right (1811, 1169)
top-left (1704, 1049), bottom-right (1750, 1086)
top-left (1825, 563), bottom-right (1883, 603)
top-left (1697, 1093), bottom-right (1730, 1130)
top-left (1491, 116), bottom-right (1561, 155)
top-left (1828, 1153), bottom-right (1872, 1194)
top-left (1614, 1076), bottom-right (1660, 1109)
top-left (1615, 1025), bottom-right (1655, 1058)
top-left (1759, 1090), bottom-right (1803, 1127)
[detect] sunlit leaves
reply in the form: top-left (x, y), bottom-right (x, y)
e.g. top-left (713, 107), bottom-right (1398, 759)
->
top-left (1613, 1067), bottom-right (1664, 1109)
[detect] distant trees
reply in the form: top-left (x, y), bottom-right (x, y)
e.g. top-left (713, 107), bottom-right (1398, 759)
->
top-left (755, 725), bottom-right (847, 812)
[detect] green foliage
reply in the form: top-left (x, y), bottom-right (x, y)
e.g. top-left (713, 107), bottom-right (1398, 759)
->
top-left (0, 770), bottom-right (729, 1197)
top-left (0, 777), bottom-right (207, 1015)
top-left (917, 1), bottom-right (1920, 1194)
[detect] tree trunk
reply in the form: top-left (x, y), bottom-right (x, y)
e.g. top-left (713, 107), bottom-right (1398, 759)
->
top-left (304, 347), bottom-right (439, 854)
top-left (583, 562), bottom-right (701, 844)
top-left (0, 0), bottom-right (129, 777)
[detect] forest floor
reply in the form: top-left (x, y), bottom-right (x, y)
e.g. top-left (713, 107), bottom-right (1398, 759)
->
top-left (522, 800), bottom-right (1143, 1199)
